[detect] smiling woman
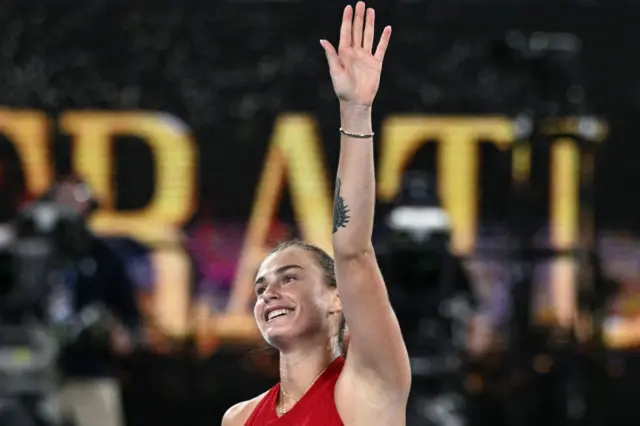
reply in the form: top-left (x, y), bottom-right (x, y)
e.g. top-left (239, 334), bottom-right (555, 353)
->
top-left (254, 241), bottom-right (346, 355)
top-left (222, 3), bottom-right (410, 426)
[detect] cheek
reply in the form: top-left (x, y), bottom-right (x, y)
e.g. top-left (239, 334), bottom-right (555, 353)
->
top-left (299, 295), bottom-right (328, 321)
top-left (253, 302), bottom-right (262, 322)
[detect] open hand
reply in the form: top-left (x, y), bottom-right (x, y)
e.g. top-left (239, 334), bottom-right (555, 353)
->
top-left (320, 2), bottom-right (391, 107)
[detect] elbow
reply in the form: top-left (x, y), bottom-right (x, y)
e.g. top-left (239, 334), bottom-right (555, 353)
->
top-left (399, 360), bottom-right (413, 395)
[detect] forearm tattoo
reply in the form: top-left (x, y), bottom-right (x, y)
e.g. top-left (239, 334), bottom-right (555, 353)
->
top-left (332, 177), bottom-right (350, 234)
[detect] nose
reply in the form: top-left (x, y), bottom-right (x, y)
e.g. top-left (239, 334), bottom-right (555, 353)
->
top-left (261, 282), bottom-right (281, 302)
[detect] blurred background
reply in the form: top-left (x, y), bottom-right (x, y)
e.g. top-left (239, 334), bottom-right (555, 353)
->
top-left (0, 0), bottom-right (639, 425)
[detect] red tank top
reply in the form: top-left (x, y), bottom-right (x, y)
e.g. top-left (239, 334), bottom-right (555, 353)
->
top-left (245, 356), bottom-right (345, 426)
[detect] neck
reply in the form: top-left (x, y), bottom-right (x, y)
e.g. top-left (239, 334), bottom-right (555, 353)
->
top-left (279, 340), bottom-right (341, 399)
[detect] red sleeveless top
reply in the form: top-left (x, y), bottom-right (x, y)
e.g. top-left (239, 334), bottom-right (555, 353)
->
top-left (245, 357), bottom-right (345, 426)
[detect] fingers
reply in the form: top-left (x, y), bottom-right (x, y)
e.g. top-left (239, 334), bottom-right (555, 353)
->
top-left (374, 25), bottom-right (392, 62)
top-left (320, 39), bottom-right (341, 71)
top-left (338, 2), bottom-right (389, 57)
top-left (363, 8), bottom-right (375, 53)
top-left (338, 5), bottom-right (353, 51)
top-left (352, 1), bottom-right (366, 48)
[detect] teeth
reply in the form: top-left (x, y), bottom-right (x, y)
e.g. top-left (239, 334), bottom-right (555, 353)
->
top-left (267, 308), bottom-right (292, 321)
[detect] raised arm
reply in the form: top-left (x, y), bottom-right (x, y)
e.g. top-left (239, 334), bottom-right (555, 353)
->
top-left (320, 2), bottom-right (410, 397)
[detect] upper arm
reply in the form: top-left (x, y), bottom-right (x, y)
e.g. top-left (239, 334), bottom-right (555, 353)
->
top-left (335, 249), bottom-right (411, 397)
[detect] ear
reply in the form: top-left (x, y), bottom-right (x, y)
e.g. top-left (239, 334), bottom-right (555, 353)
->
top-left (328, 289), bottom-right (342, 315)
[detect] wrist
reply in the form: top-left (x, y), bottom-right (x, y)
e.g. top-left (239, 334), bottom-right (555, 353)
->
top-left (340, 103), bottom-right (373, 134)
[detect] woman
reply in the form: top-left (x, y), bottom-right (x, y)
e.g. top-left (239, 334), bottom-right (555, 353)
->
top-left (222, 2), bottom-right (411, 425)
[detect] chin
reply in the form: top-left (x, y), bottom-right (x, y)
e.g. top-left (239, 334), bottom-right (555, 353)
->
top-left (264, 325), bottom-right (297, 345)
top-left (263, 320), bottom-right (308, 348)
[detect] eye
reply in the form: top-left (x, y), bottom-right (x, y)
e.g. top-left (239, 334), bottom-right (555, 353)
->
top-left (283, 275), bottom-right (297, 284)
top-left (255, 286), bottom-right (266, 295)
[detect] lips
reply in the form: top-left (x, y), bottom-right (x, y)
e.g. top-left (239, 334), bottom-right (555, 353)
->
top-left (264, 306), bottom-right (295, 322)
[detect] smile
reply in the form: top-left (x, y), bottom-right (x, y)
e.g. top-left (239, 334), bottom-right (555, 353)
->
top-left (266, 308), bottom-right (294, 322)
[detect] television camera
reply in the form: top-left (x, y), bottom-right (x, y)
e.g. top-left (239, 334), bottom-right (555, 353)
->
top-left (383, 171), bottom-right (476, 426)
top-left (0, 201), bottom-right (118, 426)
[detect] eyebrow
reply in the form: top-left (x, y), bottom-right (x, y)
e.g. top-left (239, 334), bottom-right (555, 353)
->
top-left (254, 264), bottom-right (304, 286)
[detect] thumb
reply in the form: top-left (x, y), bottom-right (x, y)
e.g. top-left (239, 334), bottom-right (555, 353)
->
top-left (320, 39), bottom-right (341, 71)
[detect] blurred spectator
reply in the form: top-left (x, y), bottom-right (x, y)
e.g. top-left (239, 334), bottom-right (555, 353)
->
top-left (46, 176), bottom-right (139, 426)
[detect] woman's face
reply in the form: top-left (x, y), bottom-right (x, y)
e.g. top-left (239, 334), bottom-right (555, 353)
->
top-left (253, 247), bottom-right (339, 348)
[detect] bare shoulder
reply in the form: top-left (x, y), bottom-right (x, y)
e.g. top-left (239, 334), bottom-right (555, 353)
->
top-left (221, 392), bottom-right (268, 426)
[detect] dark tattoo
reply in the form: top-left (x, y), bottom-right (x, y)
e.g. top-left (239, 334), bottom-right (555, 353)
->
top-left (332, 178), bottom-right (350, 234)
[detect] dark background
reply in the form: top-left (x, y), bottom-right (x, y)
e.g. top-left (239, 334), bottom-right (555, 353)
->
top-left (0, 1), bottom-right (639, 229)
top-left (1, 1), bottom-right (640, 425)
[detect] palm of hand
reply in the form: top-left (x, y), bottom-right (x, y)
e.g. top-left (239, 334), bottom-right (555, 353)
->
top-left (332, 50), bottom-right (382, 106)
top-left (321, 3), bottom-right (391, 107)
